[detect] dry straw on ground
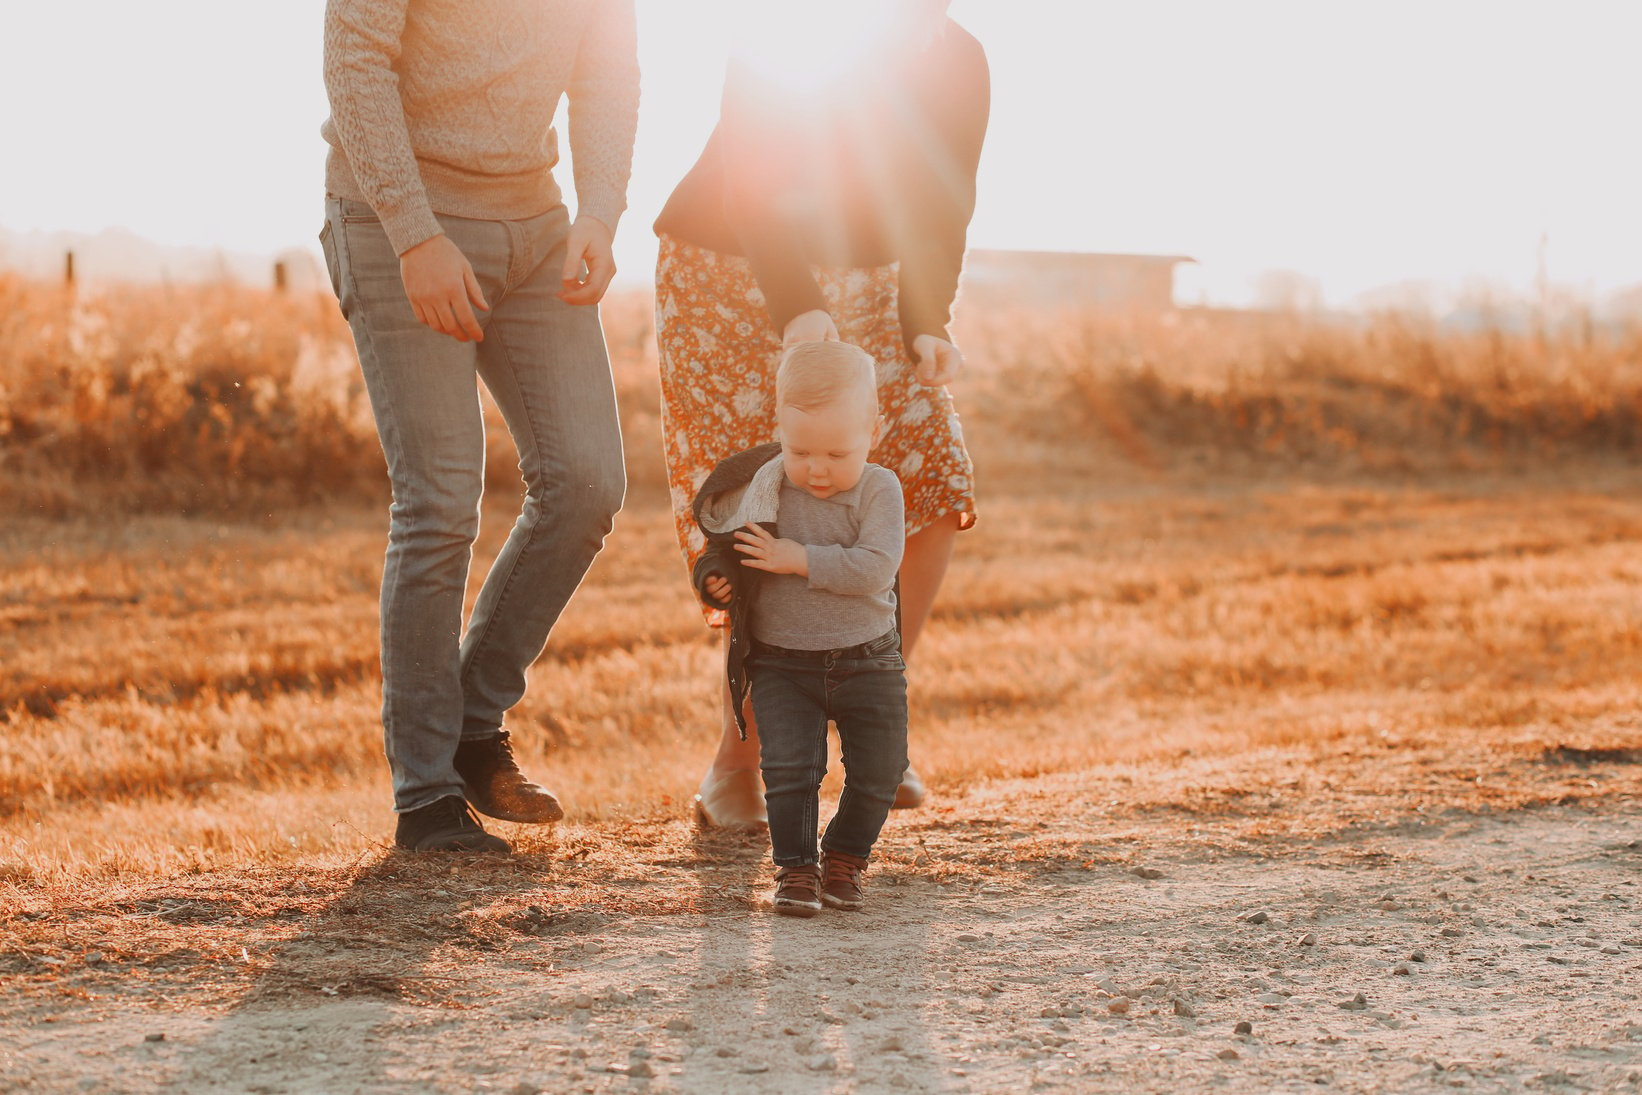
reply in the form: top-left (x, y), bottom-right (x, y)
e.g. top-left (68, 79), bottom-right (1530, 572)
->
top-left (1, 278), bottom-right (1640, 1091)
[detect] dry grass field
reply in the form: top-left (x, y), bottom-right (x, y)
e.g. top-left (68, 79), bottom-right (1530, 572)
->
top-left (2, 279), bottom-right (1641, 1091)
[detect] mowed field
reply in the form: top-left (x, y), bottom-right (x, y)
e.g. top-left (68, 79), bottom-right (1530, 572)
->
top-left (1, 279), bottom-right (1639, 887)
top-left (2, 281), bottom-right (1642, 1092)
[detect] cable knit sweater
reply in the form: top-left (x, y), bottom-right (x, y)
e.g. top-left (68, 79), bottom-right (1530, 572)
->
top-left (321, 0), bottom-right (640, 256)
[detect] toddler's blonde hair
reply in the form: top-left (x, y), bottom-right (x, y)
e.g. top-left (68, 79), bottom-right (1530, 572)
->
top-left (775, 341), bottom-right (879, 422)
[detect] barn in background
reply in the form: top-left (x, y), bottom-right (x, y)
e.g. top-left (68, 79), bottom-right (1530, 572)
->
top-left (961, 250), bottom-right (1196, 311)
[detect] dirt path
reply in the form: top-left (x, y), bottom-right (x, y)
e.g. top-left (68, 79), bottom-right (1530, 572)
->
top-left (4, 769), bottom-right (1641, 1094)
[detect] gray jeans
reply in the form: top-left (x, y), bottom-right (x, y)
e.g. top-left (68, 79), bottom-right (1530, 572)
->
top-left (320, 196), bottom-right (625, 812)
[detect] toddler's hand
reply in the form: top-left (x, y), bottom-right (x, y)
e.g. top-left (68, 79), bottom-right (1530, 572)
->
top-left (734, 524), bottom-right (808, 576)
top-left (705, 573), bottom-right (733, 605)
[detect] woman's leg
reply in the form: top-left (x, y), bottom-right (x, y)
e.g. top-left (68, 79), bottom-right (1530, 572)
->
top-left (897, 512), bottom-right (962, 658)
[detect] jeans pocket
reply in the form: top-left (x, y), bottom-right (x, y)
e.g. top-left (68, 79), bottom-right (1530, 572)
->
top-left (318, 220), bottom-right (343, 301)
top-left (337, 197), bottom-right (379, 225)
top-left (863, 631), bottom-right (902, 658)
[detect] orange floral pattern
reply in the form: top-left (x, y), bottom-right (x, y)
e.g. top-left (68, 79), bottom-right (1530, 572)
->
top-left (655, 235), bottom-right (976, 626)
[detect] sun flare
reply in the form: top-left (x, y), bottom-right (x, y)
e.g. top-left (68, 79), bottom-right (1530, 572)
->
top-left (731, 0), bottom-right (931, 93)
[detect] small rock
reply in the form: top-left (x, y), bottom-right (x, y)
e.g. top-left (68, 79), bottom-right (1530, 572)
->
top-left (1378, 900), bottom-right (1401, 912)
top-left (1338, 993), bottom-right (1369, 1011)
top-left (1393, 964), bottom-right (1412, 976)
top-left (629, 1049), bottom-right (651, 1060)
top-left (1173, 998), bottom-right (1196, 1018)
top-left (506, 1084), bottom-right (541, 1095)
top-left (879, 1035), bottom-right (904, 1052)
top-left (1040, 1006), bottom-right (1057, 1019)
top-left (807, 1054), bottom-right (837, 1072)
top-left (1256, 992), bottom-right (1286, 1004)
top-left (1132, 866), bottom-right (1165, 880)
top-left (740, 1063), bottom-right (770, 1074)
top-left (145, 1033), bottom-right (166, 1043)
top-left (1462, 874), bottom-right (1479, 883)
top-left (956, 933), bottom-right (981, 943)
top-left (1218, 1048), bottom-right (1240, 1061)
top-left (713, 1047), bottom-right (739, 1058)
top-left (1602, 946), bottom-right (1622, 955)
top-left (1410, 949), bottom-right (1427, 963)
top-left (1299, 933), bottom-right (1318, 946)
top-left (1107, 999), bottom-right (1131, 1015)
top-left (573, 995), bottom-right (594, 1010)
top-left (1243, 911), bottom-right (1270, 925)
top-left (1234, 1021), bottom-right (1253, 1035)
top-left (1441, 927), bottom-right (1463, 938)
top-left (664, 1018), bottom-right (693, 1032)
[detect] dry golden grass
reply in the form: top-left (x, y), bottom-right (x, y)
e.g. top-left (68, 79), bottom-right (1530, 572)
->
top-left (1, 275), bottom-right (1639, 902)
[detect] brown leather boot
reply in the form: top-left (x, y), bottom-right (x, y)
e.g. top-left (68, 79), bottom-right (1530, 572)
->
top-left (820, 849), bottom-right (870, 911)
top-left (453, 731), bottom-right (564, 823)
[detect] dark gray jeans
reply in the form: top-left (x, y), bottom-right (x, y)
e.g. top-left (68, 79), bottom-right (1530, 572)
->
top-left (748, 631), bottom-right (909, 866)
top-left (321, 196), bottom-right (625, 812)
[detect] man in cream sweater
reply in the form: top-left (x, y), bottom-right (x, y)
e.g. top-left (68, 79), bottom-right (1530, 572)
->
top-left (319, 0), bottom-right (640, 853)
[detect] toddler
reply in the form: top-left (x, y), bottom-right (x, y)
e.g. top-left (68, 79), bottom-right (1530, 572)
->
top-left (690, 341), bottom-right (908, 916)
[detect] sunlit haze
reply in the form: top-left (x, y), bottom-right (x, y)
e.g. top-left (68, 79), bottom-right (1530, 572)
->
top-left (3, 0), bottom-right (1638, 309)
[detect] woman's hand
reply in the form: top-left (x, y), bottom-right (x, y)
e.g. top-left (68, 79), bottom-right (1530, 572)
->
top-left (911, 333), bottom-right (964, 386)
top-left (704, 573), bottom-right (734, 605)
top-left (734, 524), bottom-right (808, 576)
top-left (400, 234), bottom-right (490, 342)
top-left (783, 309), bottom-right (839, 347)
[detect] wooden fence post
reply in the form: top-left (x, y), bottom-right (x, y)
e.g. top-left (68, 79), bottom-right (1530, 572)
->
top-left (65, 250), bottom-right (76, 288)
top-left (273, 261), bottom-right (287, 292)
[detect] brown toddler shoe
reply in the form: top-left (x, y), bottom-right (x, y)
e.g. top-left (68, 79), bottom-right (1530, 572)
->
top-left (820, 850), bottom-right (870, 911)
top-left (773, 864), bottom-right (823, 918)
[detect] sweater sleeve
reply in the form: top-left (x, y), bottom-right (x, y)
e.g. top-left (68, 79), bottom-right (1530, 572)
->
top-left (718, 59), bottom-right (828, 335)
top-left (567, 0), bottom-right (641, 232)
top-left (804, 470), bottom-right (906, 596)
top-left (895, 27), bottom-right (990, 356)
top-left (322, 0), bottom-right (442, 256)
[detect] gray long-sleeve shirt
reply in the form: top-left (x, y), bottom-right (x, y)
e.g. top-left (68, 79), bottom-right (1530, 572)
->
top-left (749, 465), bottom-right (905, 650)
top-left (321, 0), bottom-right (640, 255)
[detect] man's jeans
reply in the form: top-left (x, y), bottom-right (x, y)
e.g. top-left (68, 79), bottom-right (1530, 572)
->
top-left (320, 196), bottom-right (625, 812)
top-left (747, 631), bottom-right (909, 866)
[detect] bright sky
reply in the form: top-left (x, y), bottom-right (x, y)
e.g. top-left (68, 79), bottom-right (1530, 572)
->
top-left (2, 0), bottom-right (1637, 308)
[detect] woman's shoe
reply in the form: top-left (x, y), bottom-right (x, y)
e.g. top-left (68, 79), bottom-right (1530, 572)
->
top-left (892, 764), bottom-right (926, 810)
top-left (693, 767), bottom-right (768, 831)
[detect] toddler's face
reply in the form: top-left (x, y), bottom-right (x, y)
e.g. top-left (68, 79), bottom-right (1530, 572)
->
top-left (776, 400), bottom-right (881, 500)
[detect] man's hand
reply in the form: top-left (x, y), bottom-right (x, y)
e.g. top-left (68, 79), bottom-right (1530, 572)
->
top-left (704, 573), bottom-right (734, 606)
top-left (559, 216), bottom-right (617, 305)
top-left (400, 234), bottom-right (489, 343)
top-left (734, 524), bottom-right (808, 576)
top-left (782, 309), bottom-right (839, 347)
top-left (911, 333), bottom-right (964, 386)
